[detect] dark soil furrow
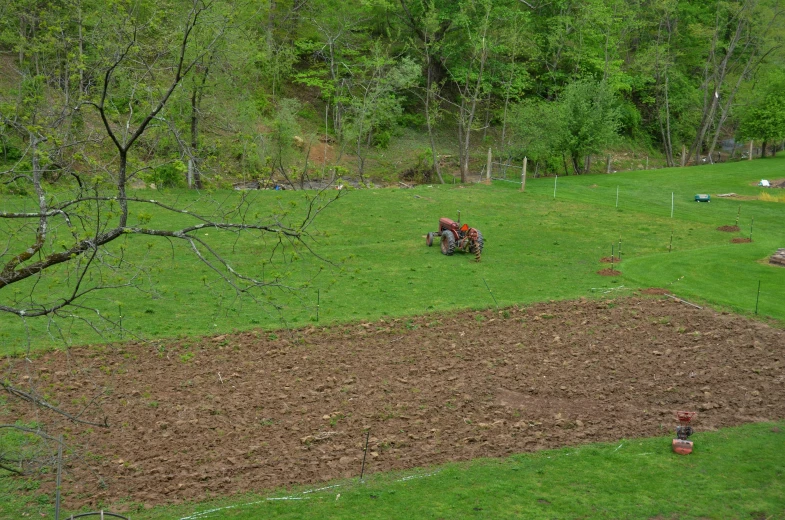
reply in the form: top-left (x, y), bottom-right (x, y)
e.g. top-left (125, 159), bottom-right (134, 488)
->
top-left (7, 296), bottom-right (785, 511)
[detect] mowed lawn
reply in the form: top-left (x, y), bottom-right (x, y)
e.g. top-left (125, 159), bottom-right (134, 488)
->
top-left (2, 156), bottom-right (783, 353)
top-left (1, 159), bottom-right (785, 518)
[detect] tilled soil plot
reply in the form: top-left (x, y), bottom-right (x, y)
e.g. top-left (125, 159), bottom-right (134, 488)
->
top-left (8, 296), bottom-right (785, 511)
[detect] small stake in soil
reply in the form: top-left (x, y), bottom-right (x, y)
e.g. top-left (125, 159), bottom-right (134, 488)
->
top-left (755, 281), bottom-right (761, 315)
top-left (118, 302), bottom-right (123, 340)
top-left (736, 205), bottom-right (741, 226)
top-left (360, 430), bottom-right (371, 481)
top-left (669, 230), bottom-right (673, 253)
top-left (749, 217), bottom-right (754, 241)
top-left (55, 435), bottom-right (63, 520)
top-left (483, 278), bottom-right (499, 308)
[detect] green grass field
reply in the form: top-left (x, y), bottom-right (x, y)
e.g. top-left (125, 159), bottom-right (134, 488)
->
top-left (2, 156), bottom-right (783, 354)
top-left (2, 158), bottom-right (785, 519)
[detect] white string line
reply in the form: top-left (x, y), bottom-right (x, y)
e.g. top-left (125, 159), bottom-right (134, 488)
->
top-left (178, 472), bottom-right (439, 519)
top-left (180, 440), bottom-right (638, 519)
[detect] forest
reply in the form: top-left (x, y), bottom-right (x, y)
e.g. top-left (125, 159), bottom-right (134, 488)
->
top-left (1, 0), bottom-right (785, 190)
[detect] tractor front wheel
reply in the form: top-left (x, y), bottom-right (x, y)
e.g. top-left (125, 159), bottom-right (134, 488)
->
top-left (426, 232), bottom-right (434, 247)
top-left (440, 231), bottom-right (455, 255)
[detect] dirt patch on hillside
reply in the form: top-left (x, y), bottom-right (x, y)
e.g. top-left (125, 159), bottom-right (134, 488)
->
top-left (717, 225), bottom-right (740, 232)
top-left (749, 178), bottom-right (785, 188)
top-left (597, 268), bottom-right (622, 276)
top-left (640, 288), bottom-right (669, 295)
top-left (600, 256), bottom-right (621, 263)
top-left (7, 297), bottom-right (785, 511)
top-left (307, 140), bottom-right (335, 165)
top-left (732, 237), bottom-right (752, 243)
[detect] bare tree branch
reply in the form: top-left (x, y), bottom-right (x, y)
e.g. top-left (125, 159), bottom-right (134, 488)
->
top-left (2, 383), bottom-right (109, 428)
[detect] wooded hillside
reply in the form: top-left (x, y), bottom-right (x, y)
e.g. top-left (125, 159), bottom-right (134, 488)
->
top-left (2, 0), bottom-right (785, 188)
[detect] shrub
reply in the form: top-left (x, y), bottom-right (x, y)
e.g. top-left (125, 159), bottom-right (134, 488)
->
top-left (147, 160), bottom-right (187, 188)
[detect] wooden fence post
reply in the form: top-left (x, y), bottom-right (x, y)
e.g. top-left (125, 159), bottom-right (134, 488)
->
top-left (521, 157), bottom-right (527, 192)
top-left (485, 148), bottom-right (492, 184)
top-left (605, 155), bottom-right (612, 173)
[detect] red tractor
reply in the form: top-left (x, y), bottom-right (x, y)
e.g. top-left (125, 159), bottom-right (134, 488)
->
top-left (426, 214), bottom-right (484, 261)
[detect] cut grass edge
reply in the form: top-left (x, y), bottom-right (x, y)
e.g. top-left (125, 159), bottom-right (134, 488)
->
top-left (5, 420), bottom-right (780, 519)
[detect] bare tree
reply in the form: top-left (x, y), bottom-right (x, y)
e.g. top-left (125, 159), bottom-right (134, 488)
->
top-left (0, 0), bottom-right (339, 488)
top-left (687, 0), bottom-right (779, 164)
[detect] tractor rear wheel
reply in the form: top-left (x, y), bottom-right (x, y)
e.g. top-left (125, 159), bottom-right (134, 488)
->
top-left (440, 230), bottom-right (455, 255)
top-left (426, 232), bottom-right (434, 247)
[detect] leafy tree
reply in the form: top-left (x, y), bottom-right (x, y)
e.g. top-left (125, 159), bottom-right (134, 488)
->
top-left (342, 46), bottom-right (419, 183)
top-left (509, 98), bottom-right (560, 174)
top-left (268, 97), bottom-right (303, 187)
top-left (555, 79), bottom-right (620, 174)
top-left (295, 0), bottom-right (369, 143)
top-left (443, 0), bottom-right (493, 183)
top-left (737, 72), bottom-right (785, 157)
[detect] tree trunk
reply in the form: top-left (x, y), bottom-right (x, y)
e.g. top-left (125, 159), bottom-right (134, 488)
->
top-left (500, 59), bottom-right (515, 170)
top-left (455, 7), bottom-right (490, 183)
top-left (77, 3), bottom-right (85, 95)
top-left (118, 151), bottom-right (128, 227)
top-left (706, 39), bottom-right (769, 161)
top-left (425, 52), bottom-right (444, 184)
top-left (458, 117), bottom-right (470, 183)
top-left (571, 154), bottom-right (581, 175)
top-left (689, 1), bottom-right (755, 164)
top-left (482, 90), bottom-right (491, 142)
top-left (190, 88), bottom-right (202, 189)
top-left (188, 55), bottom-right (213, 190)
top-left (657, 14), bottom-right (676, 167)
